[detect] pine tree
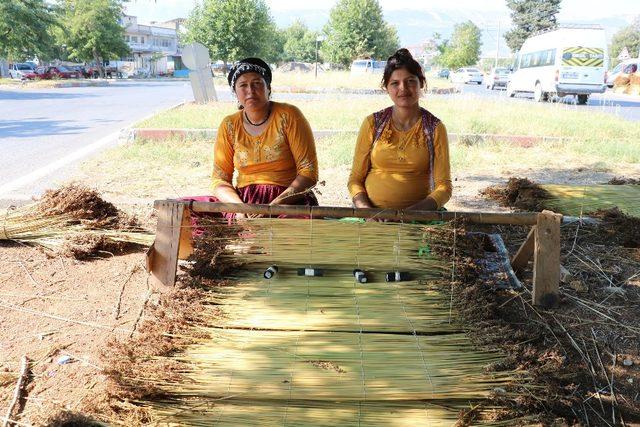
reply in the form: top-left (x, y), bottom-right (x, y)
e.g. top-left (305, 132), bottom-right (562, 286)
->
top-left (504, 0), bottom-right (562, 52)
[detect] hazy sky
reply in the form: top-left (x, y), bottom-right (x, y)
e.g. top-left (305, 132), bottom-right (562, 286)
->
top-left (125, 0), bottom-right (638, 23)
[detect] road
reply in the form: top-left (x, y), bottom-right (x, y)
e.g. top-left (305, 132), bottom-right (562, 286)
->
top-left (454, 82), bottom-right (640, 122)
top-left (0, 80), bottom-right (195, 206)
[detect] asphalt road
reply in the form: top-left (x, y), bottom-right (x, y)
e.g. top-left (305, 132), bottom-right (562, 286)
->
top-left (0, 80), bottom-right (195, 206)
top-left (453, 82), bottom-right (640, 122)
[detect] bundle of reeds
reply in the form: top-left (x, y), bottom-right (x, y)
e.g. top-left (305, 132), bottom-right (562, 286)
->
top-left (0, 184), bottom-right (153, 255)
top-left (483, 178), bottom-right (640, 218)
top-left (134, 218), bottom-right (517, 425)
top-left (540, 184), bottom-right (640, 218)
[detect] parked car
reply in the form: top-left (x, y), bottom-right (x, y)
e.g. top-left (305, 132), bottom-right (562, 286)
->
top-left (606, 59), bottom-right (640, 88)
top-left (507, 25), bottom-right (607, 104)
top-left (485, 67), bottom-right (511, 89)
top-left (34, 66), bottom-right (80, 79)
top-left (350, 59), bottom-right (386, 74)
top-left (68, 65), bottom-right (90, 78)
top-left (85, 63), bottom-right (117, 78)
top-left (450, 67), bottom-right (483, 84)
top-left (9, 63), bottom-right (36, 80)
top-left (437, 68), bottom-right (450, 79)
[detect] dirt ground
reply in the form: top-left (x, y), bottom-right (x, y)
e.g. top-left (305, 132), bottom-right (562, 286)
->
top-left (2, 166), bottom-right (639, 425)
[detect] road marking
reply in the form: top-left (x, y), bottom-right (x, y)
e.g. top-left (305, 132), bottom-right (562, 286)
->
top-left (0, 129), bottom-right (122, 197)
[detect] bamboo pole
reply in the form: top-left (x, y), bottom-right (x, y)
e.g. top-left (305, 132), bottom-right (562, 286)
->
top-left (155, 200), bottom-right (543, 226)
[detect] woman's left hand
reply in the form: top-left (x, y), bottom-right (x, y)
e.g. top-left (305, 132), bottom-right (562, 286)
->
top-left (406, 197), bottom-right (439, 211)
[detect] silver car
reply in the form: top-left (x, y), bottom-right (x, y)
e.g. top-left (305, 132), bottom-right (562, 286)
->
top-left (451, 67), bottom-right (483, 84)
top-left (485, 67), bottom-right (511, 90)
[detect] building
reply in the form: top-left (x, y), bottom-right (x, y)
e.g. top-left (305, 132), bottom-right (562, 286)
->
top-left (407, 40), bottom-right (439, 69)
top-left (119, 15), bottom-right (184, 76)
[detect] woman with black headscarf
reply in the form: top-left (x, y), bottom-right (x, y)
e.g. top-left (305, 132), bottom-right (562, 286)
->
top-left (186, 57), bottom-right (319, 222)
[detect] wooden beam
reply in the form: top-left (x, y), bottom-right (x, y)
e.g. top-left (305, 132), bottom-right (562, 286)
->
top-left (511, 226), bottom-right (537, 276)
top-left (533, 210), bottom-right (562, 308)
top-left (146, 201), bottom-right (185, 288)
top-left (154, 200), bottom-right (542, 226)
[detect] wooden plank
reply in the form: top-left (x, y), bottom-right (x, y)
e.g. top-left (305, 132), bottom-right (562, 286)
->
top-left (510, 226), bottom-right (537, 276)
top-left (153, 200), bottom-right (542, 226)
top-left (178, 206), bottom-right (194, 260)
top-left (147, 201), bottom-right (185, 288)
top-left (533, 210), bottom-right (562, 308)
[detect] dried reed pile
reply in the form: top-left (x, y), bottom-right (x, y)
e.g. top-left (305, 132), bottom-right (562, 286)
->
top-left (136, 218), bottom-right (518, 425)
top-left (0, 184), bottom-right (153, 257)
top-left (483, 178), bottom-right (640, 218)
top-left (541, 184), bottom-right (640, 218)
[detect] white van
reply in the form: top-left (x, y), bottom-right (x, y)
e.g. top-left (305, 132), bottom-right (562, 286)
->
top-left (507, 25), bottom-right (608, 104)
top-left (350, 59), bottom-right (386, 75)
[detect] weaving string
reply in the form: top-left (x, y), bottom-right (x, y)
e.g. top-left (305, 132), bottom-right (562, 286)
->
top-left (143, 217), bottom-right (517, 425)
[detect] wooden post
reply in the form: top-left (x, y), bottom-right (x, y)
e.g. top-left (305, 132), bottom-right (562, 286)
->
top-left (146, 201), bottom-right (185, 288)
top-left (511, 225), bottom-right (537, 276)
top-left (533, 210), bottom-right (562, 308)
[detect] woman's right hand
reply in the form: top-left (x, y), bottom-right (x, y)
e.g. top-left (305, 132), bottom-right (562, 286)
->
top-left (353, 192), bottom-right (374, 209)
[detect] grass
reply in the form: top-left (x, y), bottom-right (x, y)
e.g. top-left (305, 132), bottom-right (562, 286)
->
top-left (0, 78), bottom-right (105, 89)
top-left (135, 95), bottom-right (640, 148)
top-left (0, 78), bottom-right (21, 86)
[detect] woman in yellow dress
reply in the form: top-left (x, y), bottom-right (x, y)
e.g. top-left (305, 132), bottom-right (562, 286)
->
top-left (180, 58), bottom-right (319, 255)
top-left (348, 49), bottom-right (452, 211)
top-left (187, 57), bottom-right (319, 221)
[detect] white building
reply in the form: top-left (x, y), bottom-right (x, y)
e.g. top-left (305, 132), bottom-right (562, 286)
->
top-left (119, 15), bottom-right (184, 75)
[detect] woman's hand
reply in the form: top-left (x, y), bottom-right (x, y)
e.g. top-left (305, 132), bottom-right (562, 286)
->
top-left (406, 196), bottom-right (438, 211)
top-left (212, 183), bottom-right (244, 204)
top-left (352, 192), bottom-right (374, 209)
top-left (269, 175), bottom-right (316, 205)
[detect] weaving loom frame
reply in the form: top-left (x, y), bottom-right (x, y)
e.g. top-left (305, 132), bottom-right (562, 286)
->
top-left (147, 200), bottom-right (563, 308)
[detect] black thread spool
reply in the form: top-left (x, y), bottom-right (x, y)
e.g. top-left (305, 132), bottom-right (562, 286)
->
top-left (297, 268), bottom-right (323, 277)
top-left (385, 271), bottom-right (410, 282)
top-left (353, 269), bottom-right (367, 283)
top-left (263, 265), bottom-right (278, 279)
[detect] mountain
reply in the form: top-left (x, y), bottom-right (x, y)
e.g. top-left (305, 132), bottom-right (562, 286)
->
top-left (272, 8), bottom-right (636, 57)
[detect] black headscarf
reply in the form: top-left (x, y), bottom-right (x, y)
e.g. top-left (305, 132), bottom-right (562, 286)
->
top-left (227, 57), bottom-right (272, 91)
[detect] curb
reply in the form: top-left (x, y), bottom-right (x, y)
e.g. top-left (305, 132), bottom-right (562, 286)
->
top-left (50, 80), bottom-right (110, 88)
top-left (119, 101), bottom-right (188, 143)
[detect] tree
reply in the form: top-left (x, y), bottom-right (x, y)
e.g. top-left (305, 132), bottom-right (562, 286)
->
top-left (57, 0), bottom-right (130, 77)
top-left (321, 0), bottom-right (399, 67)
top-left (0, 0), bottom-right (58, 60)
top-left (281, 20), bottom-right (318, 63)
top-left (610, 16), bottom-right (640, 66)
top-left (184, 0), bottom-right (277, 66)
top-left (438, 21), bottom-right (482, 69)
top-left (504, 0), bottom-right (562, 52)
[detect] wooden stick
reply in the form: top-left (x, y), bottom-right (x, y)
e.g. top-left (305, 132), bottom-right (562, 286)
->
top-left (113, 264), bottom-right (140, 319)
top-left (3, 355), bottom-right (29, 427)
top-left (155, 200), bottom-right (544, 225)
top-left (533, 210), bottom-right (562, 308)
top-left (511, 226), bottom-right (537, 276)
